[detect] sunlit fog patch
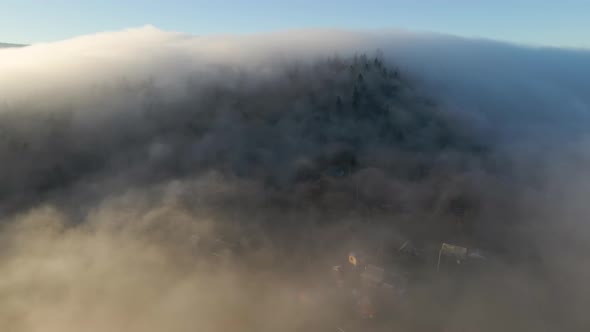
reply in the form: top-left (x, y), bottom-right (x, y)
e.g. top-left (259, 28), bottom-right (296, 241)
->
top-left (0, 26), bottom-right (589, 331)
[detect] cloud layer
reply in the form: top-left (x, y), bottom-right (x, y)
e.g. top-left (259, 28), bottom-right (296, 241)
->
top-left (0, 26), bottom-right (589, 331)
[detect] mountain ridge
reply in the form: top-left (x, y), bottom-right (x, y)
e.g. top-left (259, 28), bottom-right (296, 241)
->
top-left (0, 42), bottom-right (26, 48)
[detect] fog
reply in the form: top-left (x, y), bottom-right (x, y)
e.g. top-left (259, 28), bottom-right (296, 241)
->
top-left (0, 26), bottom-right (589, 331)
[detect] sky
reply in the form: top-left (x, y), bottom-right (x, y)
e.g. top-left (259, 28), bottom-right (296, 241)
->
top-left (1, 0), bottom-right (589, 48)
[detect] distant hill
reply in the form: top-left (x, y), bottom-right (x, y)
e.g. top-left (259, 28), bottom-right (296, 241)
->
top-left (0, 43), bottom-right (26, 48)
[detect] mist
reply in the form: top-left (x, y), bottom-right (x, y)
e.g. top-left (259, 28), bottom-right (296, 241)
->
top-left (0, 26), bottom-right (589, 331)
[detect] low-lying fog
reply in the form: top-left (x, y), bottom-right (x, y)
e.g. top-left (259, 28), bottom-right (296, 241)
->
top-left (0, 26), bottom-right (589, 331)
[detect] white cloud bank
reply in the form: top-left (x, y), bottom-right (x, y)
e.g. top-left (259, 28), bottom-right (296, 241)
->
top-left (0, 26), bottom-right (589, 331)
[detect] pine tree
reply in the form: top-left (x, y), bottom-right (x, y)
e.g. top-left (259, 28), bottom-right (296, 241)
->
top-left (352, 86), bottom-right (360, 109)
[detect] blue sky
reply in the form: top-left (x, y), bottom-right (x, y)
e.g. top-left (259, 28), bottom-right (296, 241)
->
top-left (2, 0), bottom-right (588, 48)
